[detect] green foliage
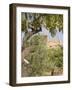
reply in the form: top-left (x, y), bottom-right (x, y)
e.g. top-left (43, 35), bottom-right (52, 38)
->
top-left (21, 19), bottom-right (27, 31)
top-left (24, 34), bottom-right (63, 76)
top-left (21, 13), bottom-right (63, 37)
top-left (47, 46), bottom-right (63, 70)
top-left (32, 19), bottom-right (41, 31)
top-left (21, 13), bottom-right (29, 32)
top-left (28, 34), bottom-right (47, 45)
top-left (24, 35), bottom-right (48, 76)
top-left (44, 14), bottom-right (63, 37)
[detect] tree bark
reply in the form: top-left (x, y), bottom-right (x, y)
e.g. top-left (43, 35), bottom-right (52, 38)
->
top-left (51, 69), bottom-right (54, 76)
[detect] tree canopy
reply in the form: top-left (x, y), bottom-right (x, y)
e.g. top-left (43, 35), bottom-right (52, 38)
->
top-left (21, 13), bottom-right (63, 37)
